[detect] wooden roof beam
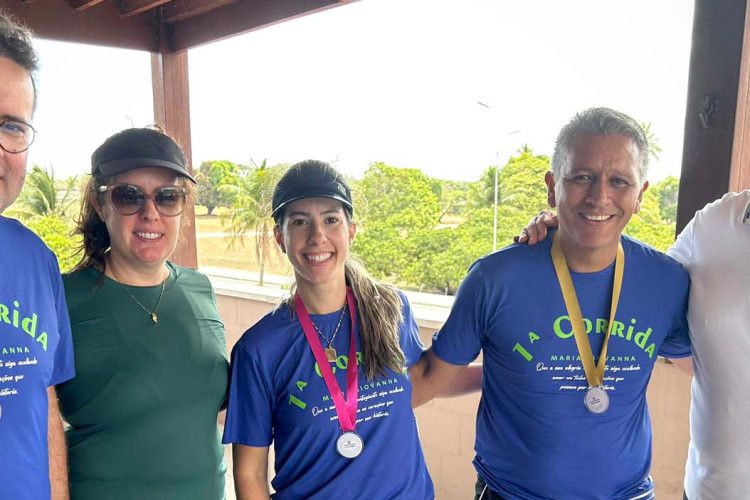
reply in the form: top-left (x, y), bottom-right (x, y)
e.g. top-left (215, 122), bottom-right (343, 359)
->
top-left (1, 0), bottom-right (159, 52)
top-left (120, 0), bottom-right (172, 18)
top-left (162, 0), bottom-right (239, 23)
top-left (69, 0), bottom-right (105, 12)
top-left (170, 0), bottom-right (356, 51)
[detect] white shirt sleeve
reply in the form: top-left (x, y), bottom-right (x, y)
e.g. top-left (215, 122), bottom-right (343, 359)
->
top-left (667, 216), bottom-right (695, 271)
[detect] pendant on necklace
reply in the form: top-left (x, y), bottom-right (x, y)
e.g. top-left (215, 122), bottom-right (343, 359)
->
top-left (325, 347), bottom-right (337, 362)
top-left (151, 313), bottom-right (158, 324)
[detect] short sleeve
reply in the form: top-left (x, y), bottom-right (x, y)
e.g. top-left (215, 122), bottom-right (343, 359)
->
top-left (657, 271), bottom-right (693, 358)
top-left (430, 260), bottom-right (486, 365)
top-left (667, 215), bottom-right (695, 270)
top-left (204, 273), bottom-right (228, 357)
top-left (49, 253), bottom-right (75, 386)
top-left (222, 341), bottom-right (274, 446)
top-left (397, 292), bottom-right (426, 367)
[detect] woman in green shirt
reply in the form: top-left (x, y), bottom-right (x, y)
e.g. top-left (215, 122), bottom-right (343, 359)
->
top-left (56, 128), bottom-right (229, 499)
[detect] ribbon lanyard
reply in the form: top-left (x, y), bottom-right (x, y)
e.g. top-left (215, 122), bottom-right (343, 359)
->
top-left (551, 232), bottom-right (624, 387)
top-left (295, 288), bottom-right (358, 432)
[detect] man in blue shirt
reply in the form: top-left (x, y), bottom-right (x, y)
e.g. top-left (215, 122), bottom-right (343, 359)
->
top-left (0, 13), bottom-right (75, 500)
top-left (410, 108), bottom-right (691, 500)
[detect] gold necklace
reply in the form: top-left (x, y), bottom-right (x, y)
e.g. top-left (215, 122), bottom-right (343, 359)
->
top-left (311, 303), bottom-right (348, 362)
top-left (109, 266), bottom-right (168, 324)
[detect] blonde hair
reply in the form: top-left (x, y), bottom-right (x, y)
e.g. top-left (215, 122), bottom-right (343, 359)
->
top-left (344, 257), bottom-right (407, 380)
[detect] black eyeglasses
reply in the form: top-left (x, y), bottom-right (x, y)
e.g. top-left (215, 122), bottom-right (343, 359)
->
top-left (0, 119), bottom-right (36, 154)
top-left (98, 184), bottom-right (189, 217)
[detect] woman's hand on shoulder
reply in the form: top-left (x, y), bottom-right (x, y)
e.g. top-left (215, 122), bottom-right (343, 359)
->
top-left (514, 210), bottom-right (558, 245)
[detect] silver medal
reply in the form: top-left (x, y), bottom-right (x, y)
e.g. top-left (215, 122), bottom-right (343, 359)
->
top-left (584, 386), bottom-right (609, 414)
top-left (336, 431), bottom-right (364, 458)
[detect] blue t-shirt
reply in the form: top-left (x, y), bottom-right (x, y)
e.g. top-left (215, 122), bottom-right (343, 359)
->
top-left (0, 216), bottom-right (75, 499)
top-left (223, 291), bottom-right (434, 499)
top-left (431, 235), bottom-right (691, 500)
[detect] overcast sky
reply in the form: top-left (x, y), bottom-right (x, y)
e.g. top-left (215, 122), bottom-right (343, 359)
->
top-left (29, 0), bottom-right (694, 184)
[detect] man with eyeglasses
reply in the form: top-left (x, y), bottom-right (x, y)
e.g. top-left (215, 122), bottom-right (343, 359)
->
top-left (0, 13), bottom-right (75, 500)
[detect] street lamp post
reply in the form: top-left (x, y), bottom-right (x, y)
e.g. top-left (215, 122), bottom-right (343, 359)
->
top-left (493, 130), bottom-right (520, 252)
top-left (477, 102), bottom-right (519, 252)
top-left (493, 149), bottom-right (499, 251)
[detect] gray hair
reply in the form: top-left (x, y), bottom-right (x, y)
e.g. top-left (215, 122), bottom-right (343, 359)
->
top-left (551, 107), bottom-right (649, 183)
top-left (0, 11), bottom-right (38, 109)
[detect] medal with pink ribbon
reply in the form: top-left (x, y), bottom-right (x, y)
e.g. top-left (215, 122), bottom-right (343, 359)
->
top-left (295, 287), bottom-right (363, 458)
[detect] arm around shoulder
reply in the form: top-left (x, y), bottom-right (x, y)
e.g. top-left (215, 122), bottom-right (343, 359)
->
top-left (667, 356), bottom-right (694, 376)
top-left (409, 348), bottom-right (482, 408)
top-left (233, 444), bottom-right (271, 500)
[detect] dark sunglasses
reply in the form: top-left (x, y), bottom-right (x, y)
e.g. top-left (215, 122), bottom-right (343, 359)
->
top-left (98, 184), bottom-right (189, 216)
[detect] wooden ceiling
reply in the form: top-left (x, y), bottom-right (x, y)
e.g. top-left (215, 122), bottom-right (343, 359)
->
top-left (0, 0), bottom-right (351, 52)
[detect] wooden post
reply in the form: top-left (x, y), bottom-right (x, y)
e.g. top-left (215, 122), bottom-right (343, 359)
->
top-left (677, 0), bottom-right (747, 233)
top-left (730, 0), bottom-right (750, 192)
top-left (151, 20), bottom-right (198, 269)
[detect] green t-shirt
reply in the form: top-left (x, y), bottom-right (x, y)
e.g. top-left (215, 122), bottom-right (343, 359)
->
top-left (58, 263), bottom-right (229, 499)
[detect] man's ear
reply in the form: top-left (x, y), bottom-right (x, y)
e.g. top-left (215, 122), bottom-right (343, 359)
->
top-left (545, 171), bottom-right (557, 209)
top-left (634, 180), bottom-right (649, 214)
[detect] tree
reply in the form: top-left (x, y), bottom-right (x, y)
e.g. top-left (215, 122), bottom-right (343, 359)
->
top-left (25, 216), bottom-right (81, 272)
top-left (493, 147), bottom-right (550, 215)
top-left (352, 151), bottom-right (552, 294)
top-left (468, 146), bottom-right (549, 212)
top-left (441, 149), bottom-right (549, 292)
top-left (220, 161), bottom-right (287, 286)
top-left (402, 209), bottom-right (495, 294)
top-left (436, 180), bottom-right (472, 221)
top-left (194, 160), bottom-right (242, 215)
top-left (468, 165), bottom-right (518, 209)
top-left (624, 188), bottom-right (675, 252)
top-left (652, 176), bottom-right (679, 224)
top-left (194, 167), bottom-right (219, 215)
top-left (640, 122), bottom-right (663, 161)
top-left (9, 165), bottom-right (78, 220)
top-left (410, 149), bottom-right (552, 293)
top-left (401, 226), bottom-right (471, 295)
top-left (4, 165), bottom-right (81, 271)
top-left (354, 163), bottom-right (441, 279)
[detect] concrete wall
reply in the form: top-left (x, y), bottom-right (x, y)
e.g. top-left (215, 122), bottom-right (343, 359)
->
top-left (216, 292), bottom-right (692, 499)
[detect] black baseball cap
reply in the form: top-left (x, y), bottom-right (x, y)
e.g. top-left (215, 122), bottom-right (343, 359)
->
top-left (91, 128), bottom-right (196, 183)
top-left (272, 160), bottom-right (353, 221)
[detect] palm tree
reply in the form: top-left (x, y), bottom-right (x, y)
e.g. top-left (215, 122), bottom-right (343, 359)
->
top-left (640, 122), bottom-right (663, 161)
top-left (9, 165), bottom-right (78, 220)
top-left (220, 161), bottom-right (287, 286)
top-left (469, 164), bottom-right (518, 209)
